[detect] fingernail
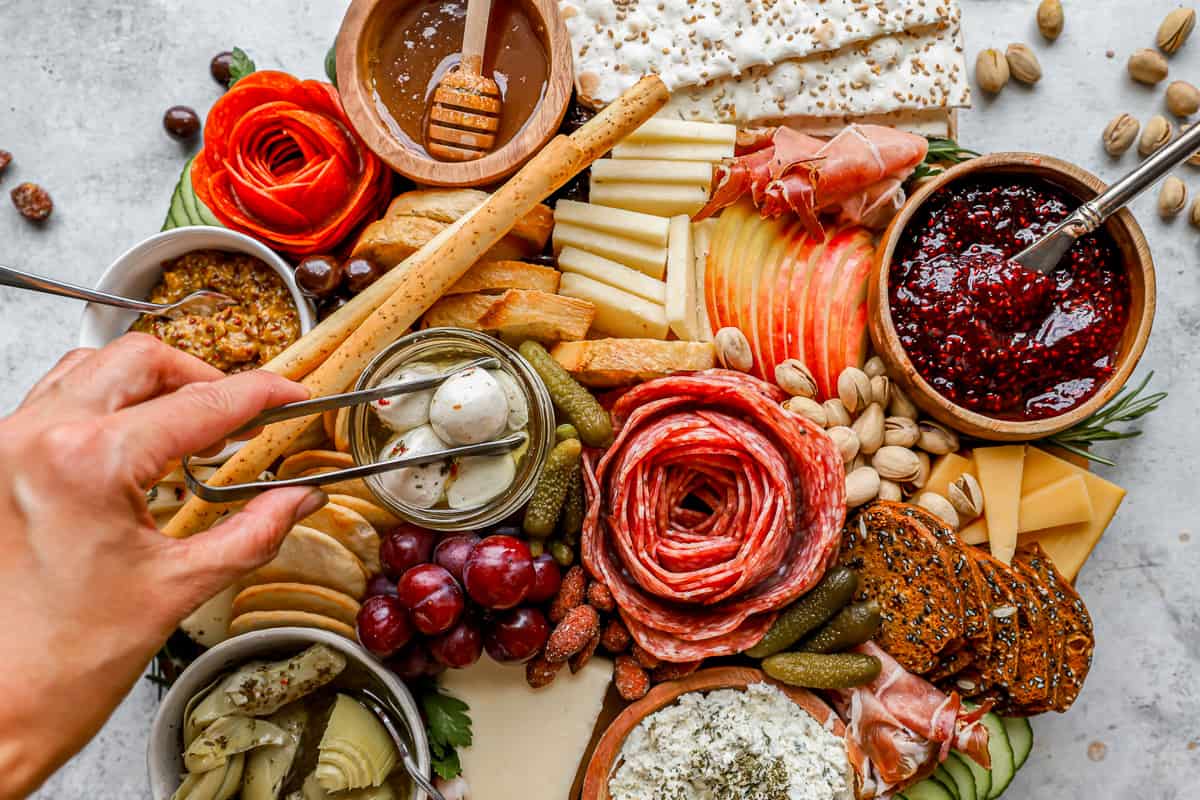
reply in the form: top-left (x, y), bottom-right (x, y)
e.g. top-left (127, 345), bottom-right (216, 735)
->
top-left (292, 489), bottom-right (328, 524)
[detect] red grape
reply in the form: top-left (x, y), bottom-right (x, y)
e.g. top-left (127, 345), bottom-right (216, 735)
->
top-left (397, 564), bottom-right (465, 635)
top-left (429, 619), bottom-right (483, 668)
top-left (365, 574), bottom-right (398, 598)
top-left (433, 533), bottom-right (481, 582)
top-left (356, 595), bottom-right (413, 657)
top-left (380, 524), bottom-right (438, 579)
top-left (385, 639), bottom-right (442, 681)
top-left (484, 607), bottom-right (549, 663)
top-left (525, 554), bottom-right (562, 604)
top-left (462, 535), bottom-right (534, 609)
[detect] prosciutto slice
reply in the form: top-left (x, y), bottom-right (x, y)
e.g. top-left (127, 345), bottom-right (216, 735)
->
top-left (581, 370), bottom-right (845, 662)
top-left (695, 124), bottom-right (928, 237)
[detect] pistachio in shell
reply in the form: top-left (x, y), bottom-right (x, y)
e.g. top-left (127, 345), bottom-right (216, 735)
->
top-left (775, 359), bottom-right (818, 398)
top-left (883, 416), bottom-right (920, 448)
top-left (887, 385), bottom-right (918, 420)
top-left (877, 479), bottom-right (903, 502)
top-left (863, 355), bottom-right (887, 378)
top-left (1129, 48), bottom-right (1170, 85)
top-left (1158, 8), bottom-right (1196, 55)
top-left (916, 492), bottom-right (961, 530)
top-left (846, 466), bottom-right (881, 508)
top-left (1191, 196), bottom-right (1200, 227)
top-left (852, 403), bottom-right (885, 455)
top-left (1140, 114), bottom-right (1174, 156)
top-left (1102, 113), bottom-right (1140, 156)
top-left (1005, 43), bottom-right (1042, 85)
top-left (827, 426), bottom-right (861, 464)
top-left (948, 473), bottom-right (985, 519)
top-left (869, 375), bottom-right (891, 407)
top-left (1159, 176), bottom-right (1188, 218)
top-left (871, 445), bottom-right (921, 482)
top-left (1167, 80), bottom-right (1200, 117)
top-left (976, 48), bottom-right (1010, 94)
top-left (783, 396), bottom-right (828, 427)
top-left (837, 367), bottom-right (872, 414)
top-left (1036, 0), bottom-right (1064, 41)
top-left (823, 398), bottom-right (853, 428)
top-left (715, 327), bottom-right (753, 372)
top-left (917, 421), bottom-right (960, 455)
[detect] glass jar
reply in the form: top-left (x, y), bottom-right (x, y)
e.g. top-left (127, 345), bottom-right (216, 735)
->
top-left (349, 327), bottom-right (554, 531)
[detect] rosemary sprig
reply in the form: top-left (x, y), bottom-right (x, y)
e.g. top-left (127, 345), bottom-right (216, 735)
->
top-left (910, 137), bottom-right (980, 182)
top-left (1046, 372), bottom-right (1167, 467)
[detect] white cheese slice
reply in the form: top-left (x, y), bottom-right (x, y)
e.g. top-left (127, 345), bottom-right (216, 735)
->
top-left (665, 215), bottom-right (699, 341)
top-left (440, 657), bottom-right (613, 800)
top-left (181, 585), bottom-right (235, 647)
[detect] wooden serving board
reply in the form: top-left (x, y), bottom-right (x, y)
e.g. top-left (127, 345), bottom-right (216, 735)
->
top-left (580, 666), bottom-right (844, 800)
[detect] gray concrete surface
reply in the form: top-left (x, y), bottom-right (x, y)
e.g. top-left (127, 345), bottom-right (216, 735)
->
top-left (1, 0), bottom-right (1197, 797)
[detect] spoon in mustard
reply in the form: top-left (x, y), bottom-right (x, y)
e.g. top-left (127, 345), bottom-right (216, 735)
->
top-left (1014, 120), bottom-right (1200, 274)
top-left (0, 264), bottom-right (235, 319)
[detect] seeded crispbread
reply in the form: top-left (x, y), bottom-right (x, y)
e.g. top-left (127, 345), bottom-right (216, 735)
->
top-left (988, 559), bottom-right (1052, 709)
top-left (964, 554), bottom-right (1021, 694)
top-left (839, 502), bottom-right (965, 674)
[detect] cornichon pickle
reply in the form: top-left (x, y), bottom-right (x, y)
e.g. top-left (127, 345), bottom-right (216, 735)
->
top-left (555, 423), bottom-right (579, 442)
top-left (558, 464), bottom-right (585, 545)
top-left (744, 567), bottom-right (859, 658)
top-left (798, 600), bottom-right (882, 654)
top-left (519, 340), bottom-right (613, 447)
top-left (762, 653), bottom-right (882, 689)
top-left (523, 438), bottom-right (583, 538)
top-left (549, 539), bottom-right (575, 567)
top-left (528, 538), bottom-right (545, 558)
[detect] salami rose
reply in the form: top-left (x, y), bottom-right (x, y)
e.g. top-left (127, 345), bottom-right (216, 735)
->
top-left (582, 370), bottom-right (845, 662)
top-left (191, 71), bottom-right (391, 256)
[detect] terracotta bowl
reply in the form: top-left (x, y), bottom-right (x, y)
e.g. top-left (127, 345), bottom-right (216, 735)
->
top-left (335, 0), bottom-right (572, 187)
top-left (870, 153), bottom-right (1156, 441)
top-left (581, 667), bottom-right (845, 800)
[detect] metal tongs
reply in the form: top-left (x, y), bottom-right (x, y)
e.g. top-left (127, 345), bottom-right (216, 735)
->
top-left (182, 356), bottom-right (526, 503)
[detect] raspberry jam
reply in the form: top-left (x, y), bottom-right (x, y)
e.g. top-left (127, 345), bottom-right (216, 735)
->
top-left (889, 177), bottom-right (1130, 420)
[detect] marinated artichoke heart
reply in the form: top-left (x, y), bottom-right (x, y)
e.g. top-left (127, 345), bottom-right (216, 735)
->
top-left (172, 753), bottom-right (246, 800)
top-left (185, 715), bottom-right (288, 773)
top-left (242, 703), bottom-right (309, 800)
top-left (289, 773), bottom-right (398, 800)
top-left (184, 676), bottom-right (226, 746)
top-left (316, 694), bottom-right (397, 792)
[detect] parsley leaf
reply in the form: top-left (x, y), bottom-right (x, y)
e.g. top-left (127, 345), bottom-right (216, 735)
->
top-left (229, 47), bottom-right (257, 85)
top-left (416, 678), bottom-right (472, 779)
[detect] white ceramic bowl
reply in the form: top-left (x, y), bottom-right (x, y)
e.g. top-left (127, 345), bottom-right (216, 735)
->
top-left (147, 627), bottom-right (431, 800)
top-left (78, 226), bottom-right (316, 350)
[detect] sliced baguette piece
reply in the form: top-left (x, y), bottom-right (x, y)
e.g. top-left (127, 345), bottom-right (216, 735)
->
top-left (352, 214), bottom-right (539, 268)
top-left (588, 181), bottom-right (711, 218)
top-left (665, 215), bottom-right (700, 341)
top-left (557, 273), bottom-right (668, 339)
top-left (421, 292), bottom-right (498, 329)
top-left (622, 117), bottom-right (737, 147)
top-left (552, 222), bottom-right (668, 279)
top-left (551, 339), bottom-right (716, 387)
top-left (691, 219), bottom-right (718, 342)
top-left (590, 158), bottom-right (714, 187)
top-left (445, 260), bottom-right (561, 295)
top-left (386, 188), bottom-right (554, 250)
top-left (557, 246), bottom-right (667, 305)
top-left (553, 199), bottom-right (670, 246)
top-left (423, 289), bottom-right (595, 342)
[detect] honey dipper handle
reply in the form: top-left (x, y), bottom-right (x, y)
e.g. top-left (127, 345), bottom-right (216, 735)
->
top-left (460, 0), bottom-right (493, 75)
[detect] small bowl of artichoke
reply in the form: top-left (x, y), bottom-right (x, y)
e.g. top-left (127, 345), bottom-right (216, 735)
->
top-left (148, 627), bottom-right (430, 800)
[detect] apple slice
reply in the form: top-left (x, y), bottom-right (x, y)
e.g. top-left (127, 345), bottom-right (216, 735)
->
top-left (765, 220), bottom-right (805, 376)
top-left (782, 230), bottom-right (822, 376)
top-left (705, 204), bottom-right (741, 336)
top-left (739, 215), bottom-right (789, 376)
top-left (805, 228), bottom-right (868, 399)
top-left (716, 202), bottom-right (762, 342)
top-left (824, 238), bottom-right (876, 390)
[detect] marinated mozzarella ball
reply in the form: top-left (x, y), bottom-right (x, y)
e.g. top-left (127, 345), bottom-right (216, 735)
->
top-left (445, 453), bottom-right (517, 509)
top-left (378, 424), bottom-right (450, 508)
top-left (429, 368), bottom-right (509, 445)
top-left (372, 363), bottom-right (439, 433)
top-left (490, 369), bottom-right (528, 431)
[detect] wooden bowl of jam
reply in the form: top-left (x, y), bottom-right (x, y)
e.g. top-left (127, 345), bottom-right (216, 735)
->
top-left (870, 153), bottom-right (1156, 441)
top-left (336, 0), bottom-right (572, 187)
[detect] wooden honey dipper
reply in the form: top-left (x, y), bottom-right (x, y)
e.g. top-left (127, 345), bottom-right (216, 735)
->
top-left (425, 0), bottom-right (502, 161)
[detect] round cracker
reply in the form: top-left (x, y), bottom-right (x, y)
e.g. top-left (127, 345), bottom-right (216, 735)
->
top-left (277, 450), bottom-right (355, 481)
top-left (242, 525), bottom-right (367, 599)
top-left (228, 610), bottom-right (356, 640)
top-left (232, 582), bottom-right (362, 627)
top-left (328, 494), bottom-right (403, 532)
top-left (301, 503), bottom-right (382, 575)
top-left (298, 468), bottom-right (376, 503)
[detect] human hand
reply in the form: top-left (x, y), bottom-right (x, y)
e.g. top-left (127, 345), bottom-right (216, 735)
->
top-left (0, 333), bottom-right (327, 799)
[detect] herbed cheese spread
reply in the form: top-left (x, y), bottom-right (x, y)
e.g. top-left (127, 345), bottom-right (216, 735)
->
top-left (608, 683), bottom-right (853, 800)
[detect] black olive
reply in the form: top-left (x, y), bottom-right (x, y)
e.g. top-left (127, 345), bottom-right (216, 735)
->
top-left (295, 254), bottom-right (344, 297)
top-left (344, 257), bottom-right (387, 293)
top-left (317, 294), bottom-right (350, 320)
top-left (163, 106), bottom-right (201, 140)
top-left (558, 95), bottom-right (596, 135)
top-left (210, 51), bottom-right (234, 86)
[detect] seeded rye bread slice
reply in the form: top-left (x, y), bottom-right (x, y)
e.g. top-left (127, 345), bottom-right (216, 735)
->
top-left (986, 555), bottom-right (1053, 710)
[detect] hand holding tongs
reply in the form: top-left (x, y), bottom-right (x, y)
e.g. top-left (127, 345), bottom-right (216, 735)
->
top-left (182, 357), bottom-right (526, 503)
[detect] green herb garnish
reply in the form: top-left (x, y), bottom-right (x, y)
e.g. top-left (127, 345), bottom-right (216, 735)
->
top-left (416, 678), bottom-right (473, 780)
top-left (325, 44), bottom-right (338, 87)
top-left (910, 137), bottom-right (979, 182)
top-left (228, 47), bottom-right (257, 85)
top-left (1046, 371), bottom-right (1166, 466)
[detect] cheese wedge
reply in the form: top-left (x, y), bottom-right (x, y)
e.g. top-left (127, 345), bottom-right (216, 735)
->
top-left (973, 446), bottom-right (1026, 564)
top-left (441, 657), bottom-right (613, 800)
top-left (665, 215), bottom-right (700, 340)
top-left (591, 158), bottom-right (714, 186)
top-left (691, 219), bottom-right (717, 342)
top-left (551, 339), bottom-right (717, 387)
top-left (552, 222), bottom-right (668, 279)
top-left (558, 273), bottom-right (670, 339)
top-left (554, 199), bottom-right (670, 246)
top-left (960, 473), bottom-right (1095, 544)
top-left (588, 181), bottom-right (711, 218)
top-left (557, 246), bottom-right (667, 305)
top-left (920, 453), bottom-right (975, 500)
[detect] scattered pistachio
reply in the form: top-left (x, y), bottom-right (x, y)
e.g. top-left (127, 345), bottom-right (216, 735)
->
top-left (948, 473), bottom-right (985, 519)
top-left (823, 398), bottom-right (853, 428)
top-left (827, 426), bottom-right (861, 464)
top-left (783, 396), bottom-right (828, 427)
top-left (869, 375), bottom-right (891, 408)
top-left (715, 327), bottom-right (753, 371)
top-left (1005, 43), bottom-right (1042, 85)
top-left (1158, 8), bottom-right (1196, 55)
top-left (904, 451), bottom-right (932, 494)
top-left (846, 454), bottom-right (868, 474)
top-left (1036, 0), bottom-right (1064, 41)
top-left (1102, 113), bottom-right (1140, 155)
top-left (917, 421), bottom-right (960, 455)
top-left (837, 367), bottom-right (872, 414)
top-left (883, 416), bottom-right (920, 447)
top-left (775, 359), bottom-right (818, 398)
top-left (846, 467), bottom-right (882, 508)
top-left (1191, 196), bottom-right (1200, 227)
top-left (887, 385), bottom-right (918, 420)
top-left (976, 48), bottom-right (1010, 94)
top-left (1129, 48), bottom-right (1170, 85)
top-left (1167, 80), bottom-right (1200, 117)
top-left (916, 492), bottom-right (961, 530)
top-left (1159, 176), bottom-right (1188, 217)
top-left (877, 479), bottom-right (904, 503)
top-left (1140, 115), bottom-right (1174, 156)
top-left (852, 403), bottom-right (885, 455)
top-left (871, 445), bottom-right (922, 482)
top-left (863, 356), bottom-right (887, 378)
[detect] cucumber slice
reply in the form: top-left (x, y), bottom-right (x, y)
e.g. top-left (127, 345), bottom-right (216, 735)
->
top-left (188, 157), bottom-right (223, 227)
top-left (958, 749), bottom-right (992, 800)
top-left (180, 156), bottom-right (205, 225)
top-left (1001, 717), bottom-right (1033, 770)
top-left (944, 753), bottom-right (978, 800)
top-left (901, 778), bottom-right (956, 800)
top-left (978, 712), bottom-right (1015, 798)
top-left (167, 182), bottom-right (189, 229)
top-left (932, 768), bottom-right (961, 800)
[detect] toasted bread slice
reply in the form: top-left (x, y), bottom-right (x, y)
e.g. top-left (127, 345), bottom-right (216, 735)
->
top-left (228, 610), bottom-right (356, 640)
top-left (550, 339), bottom-right (716, 387)
top-left (423, 290), bottom-right (595, 342)
top-left (232, 583), bottom-right (362, 627)
top-left (446, 260), bottom-right (561, 296)
top-left (386, 188), bottom-right (554, 250)
top-left (277, 450), bottom-right (354, 481)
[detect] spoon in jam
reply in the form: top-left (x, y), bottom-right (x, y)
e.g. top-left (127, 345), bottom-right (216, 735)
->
top-left (1015, 120), bottom-right (1200, 274)
top-left (424, 0), bottom-right (502, 161)
top-left (0, 264), bottom-right (235, 319)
